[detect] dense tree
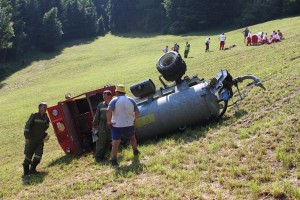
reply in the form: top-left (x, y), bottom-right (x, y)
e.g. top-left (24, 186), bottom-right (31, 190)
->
top-left (81, 0), bottom-right (99, 37)
top-left (0, 0), bottom-right (14, 61)
top-left (136, 0), bottom-right (166, 32)
top-left (61, 0), bottom-right (84, 39)
top-left (240, 0), bottom-right (283, 26)
top-left (93, 0), bottom-right (110, 31)
top-left (11, 0), bottom-right (27, 58)
top-left (107, 0), bottom-right (140, 33)
top-left (282, 0), bottom-right (300, 15)
top-left (97, 16), bottom-right (105, 35)
top-left (39, 7), bottom-right (63, 51)
top-left (61, 0), bottom-right (98, 39)
top-left (24, 0), bottom-right (42, 48)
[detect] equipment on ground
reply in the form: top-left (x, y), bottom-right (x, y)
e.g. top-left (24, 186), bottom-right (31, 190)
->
top-left (48, 52), bottom-right (265, 155)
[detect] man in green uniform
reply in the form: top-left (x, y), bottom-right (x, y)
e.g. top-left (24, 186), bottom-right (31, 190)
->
top-left (92, 90), bottom-right (113, 162)
top-left (184, 41), bottom-right (190, 58)
top-left (23, 102), bottom-right (50, 176)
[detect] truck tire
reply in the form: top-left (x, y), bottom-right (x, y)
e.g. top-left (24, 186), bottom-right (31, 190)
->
top-left (161, 60), bottom-right (187, 82)
top-left (217, 100), bottom-right (228, 120)
top-left (157, 51), bottom-right (186, 81)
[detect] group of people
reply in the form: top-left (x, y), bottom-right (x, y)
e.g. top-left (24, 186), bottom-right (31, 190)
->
top-left (163, 41), bottom-right (191, 58)
top-left (162, 34), bottom-right (227, 55)
top-left (22, 85), bottom-right (140, 176)
top-left (162, 27), bottom-right (284, 56)
top-left (242, 27), bottom-right (283, 46)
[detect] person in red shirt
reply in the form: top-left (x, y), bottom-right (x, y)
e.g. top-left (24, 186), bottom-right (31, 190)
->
top-left (277, 30), bottom-right (283, 39)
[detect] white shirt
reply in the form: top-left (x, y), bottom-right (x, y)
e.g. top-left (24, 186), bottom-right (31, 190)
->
top-left (108, 96), bottom-right (138, 127)
top-left (205, 38), bottom-right (210, 44)
top-left (263, 34), bottom-right (267, 40)
top-left (219, 34), bottom-right (226, 41)
top-left (257, 32), bottom-right (262, 38)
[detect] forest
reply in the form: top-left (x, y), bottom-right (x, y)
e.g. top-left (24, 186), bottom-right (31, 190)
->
top-left (0, 0), bottom-right (300, 61)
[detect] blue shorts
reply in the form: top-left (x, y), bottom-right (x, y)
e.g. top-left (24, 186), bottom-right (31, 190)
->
top-left (111, 126), bottom-right (135, 140)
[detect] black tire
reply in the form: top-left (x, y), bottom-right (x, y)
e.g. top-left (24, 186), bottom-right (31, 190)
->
top-left (217, 100), bottom-right (228, 120)
top-left (162, 60), bottom-right (187, 82)
top-left (156, 51), bottom-right (186, 81)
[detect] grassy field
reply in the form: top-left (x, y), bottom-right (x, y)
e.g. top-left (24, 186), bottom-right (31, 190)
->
top-left (0, 16), bottom-right (299, 199)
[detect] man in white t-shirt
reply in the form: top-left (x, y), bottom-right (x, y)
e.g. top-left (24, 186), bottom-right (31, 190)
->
top-left (219, 33), bottom-right (226, 50)
top-left (106, 85), bottom-right (140, 166)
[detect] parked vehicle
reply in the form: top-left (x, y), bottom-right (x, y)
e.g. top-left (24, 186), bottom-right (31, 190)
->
top-left (48, 52), bottom-right (265, 155)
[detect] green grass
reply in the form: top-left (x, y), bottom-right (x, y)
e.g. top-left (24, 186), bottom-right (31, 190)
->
top-left (1, 16), bottom-right (300, 199)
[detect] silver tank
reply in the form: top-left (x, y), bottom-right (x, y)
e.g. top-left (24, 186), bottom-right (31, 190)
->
top-left (135, 81), bottom-right (219, 140)
top-left (133, 68), bottom-right (265, 141)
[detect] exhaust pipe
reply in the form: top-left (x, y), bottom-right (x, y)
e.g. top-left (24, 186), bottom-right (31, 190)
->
top-left (233, 75), bottom-right (266, 90)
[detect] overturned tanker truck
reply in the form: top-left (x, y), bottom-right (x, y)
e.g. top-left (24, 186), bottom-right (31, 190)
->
top-left (48, 51), bottom-right (265, 155)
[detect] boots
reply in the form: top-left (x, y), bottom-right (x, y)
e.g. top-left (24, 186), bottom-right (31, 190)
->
top-left (29, 157), bottom-right (41, 174)
top-left (22, 158), bottom-right (31, 176)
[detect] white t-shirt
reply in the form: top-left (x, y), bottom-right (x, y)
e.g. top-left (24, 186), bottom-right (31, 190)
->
top-left (219, 34), bottom-right (226, 41)
top-left (108, 96), bottom-right (138, 127)
top-left (263, 34), bottom-right (267, 40)
top-left (257, 32), bottom-right (262, 38)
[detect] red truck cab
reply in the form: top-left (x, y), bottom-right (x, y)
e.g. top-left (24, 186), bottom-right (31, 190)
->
top-left (47, 86), bottom-right (116, 155)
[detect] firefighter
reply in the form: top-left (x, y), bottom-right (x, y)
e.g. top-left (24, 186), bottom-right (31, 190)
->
top-left (184, 41), bottom-right (190, 58)
top-left (22, 102), bottom-right (50, 176)
top-left (92, 90), bottom-right (113, 162)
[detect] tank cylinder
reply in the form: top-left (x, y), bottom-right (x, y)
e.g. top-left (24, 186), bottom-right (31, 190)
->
top-left (135, 82), bottom-right (219, 141)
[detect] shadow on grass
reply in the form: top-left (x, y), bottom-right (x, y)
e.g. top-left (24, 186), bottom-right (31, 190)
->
top-left (22, 171), bottom-right (48, 185)
top-left (234, 109), bottom-right (248, 119)
top-left (47, 154), bottom-right (79, 167)
top-left (0, 82), bottom-right (6, 89)
top-left (114, 156), bottom-right (145, 178)
top-left (137, 115), bottom-right (234, 147)
top-left (111, 24), bottom-right (241, 39)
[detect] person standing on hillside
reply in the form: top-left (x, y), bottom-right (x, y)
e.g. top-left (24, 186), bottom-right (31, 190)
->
top-left (184, 41), bottom-right (190, 58)
top-left (172, 43), bottom-right (180, 53)
top-left (22, 102), bottom-right (50, 176)
top-left (163, 46), bottom-right (169, 54)
top-left (106, 85), bottom-right (140, 166)
top-left (92, 90), bottom-right (113, 163)
top-left (205, 37), bottom-right (210, 52)
top-left (219, 33), bottom-right (226, 50)
top-left (242, 27), bottom-right (249, 43)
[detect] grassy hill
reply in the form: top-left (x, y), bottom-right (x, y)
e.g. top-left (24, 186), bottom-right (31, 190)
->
top-left (0, 16), bottom-right (299, 199)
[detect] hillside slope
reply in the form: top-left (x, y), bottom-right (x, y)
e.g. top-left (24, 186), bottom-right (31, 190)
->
top-left (0, 16), bottom-right (299, 199)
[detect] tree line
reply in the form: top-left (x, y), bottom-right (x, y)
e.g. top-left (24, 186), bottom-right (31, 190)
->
top-left (0, 0), bottom-right (299, 62)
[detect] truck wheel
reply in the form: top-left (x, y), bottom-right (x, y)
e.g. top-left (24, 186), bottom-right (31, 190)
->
top-left (162, 60), bottom-right (187, 82)
top-left (157, 51), bottom-right (186, 81)
top-left (217, 100), bottom-right (228, 119)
